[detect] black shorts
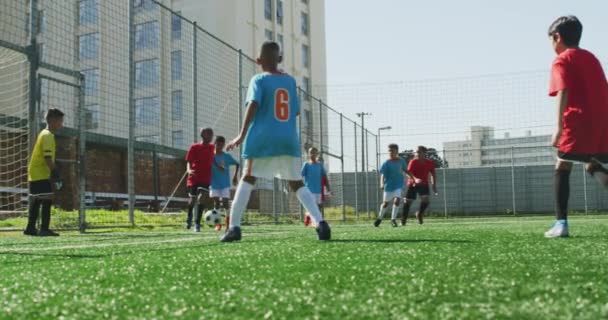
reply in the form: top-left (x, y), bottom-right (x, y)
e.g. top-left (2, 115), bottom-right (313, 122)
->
top-left (188, 184), bottom-right (210, 196)
top-left (557, 151), bottom-right (608, 164)
top-left (29, 180), bottom-right (53, 196)
top-left (405, 185), bottom-right (430, 200)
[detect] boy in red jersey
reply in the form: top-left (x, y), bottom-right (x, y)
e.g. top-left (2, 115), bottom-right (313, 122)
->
top-left (185, 128), bottom-right (214, 232)
top-left (545, 16), bottom-right (608, 238)
top-left (401, 146), bottom-right (437, 226)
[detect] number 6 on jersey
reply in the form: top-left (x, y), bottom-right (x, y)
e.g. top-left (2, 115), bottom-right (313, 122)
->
top-left (274, 89), bottom-right (290, 122)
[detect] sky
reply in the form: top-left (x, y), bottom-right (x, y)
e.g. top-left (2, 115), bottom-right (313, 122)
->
top-left (322, 0), bottom-right (608, 169)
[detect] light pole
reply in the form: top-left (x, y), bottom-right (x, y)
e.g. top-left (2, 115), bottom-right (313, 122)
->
top-left (356, 112), bottom-right (371, 172)
top-left (376, 126), bottom-right (392, 170)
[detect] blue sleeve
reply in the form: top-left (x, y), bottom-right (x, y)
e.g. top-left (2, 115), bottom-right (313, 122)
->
top-left (227, 154), bottom-right (238, 166)
top-left (380, 162), bottom-right (387, 175)
top-left (301, 163), bottom-right (308, 177)
top-left (246, 76), bottom-right (263, 106)
top-left (321, 165), bottom-right (327, 177)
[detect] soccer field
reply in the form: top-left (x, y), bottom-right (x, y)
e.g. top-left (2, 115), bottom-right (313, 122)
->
top-left (1, 216), bottom-right (607, 319)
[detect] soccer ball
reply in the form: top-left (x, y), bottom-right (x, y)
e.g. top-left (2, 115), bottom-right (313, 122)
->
top-left (204, 210), bottom-right (221, 227)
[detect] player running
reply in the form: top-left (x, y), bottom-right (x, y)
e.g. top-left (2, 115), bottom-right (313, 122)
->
top-left (185, 128), bottom-right (214, 232)
top-left (374, 144), bottom-right (413, 228)
top-left (210, 136), bottom-right (239, 231)
top-left (401, 146), bottom-right (437, 226)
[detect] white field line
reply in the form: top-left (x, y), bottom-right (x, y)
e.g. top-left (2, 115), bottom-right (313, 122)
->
top-left (0, 230), bottom-right (292, 253)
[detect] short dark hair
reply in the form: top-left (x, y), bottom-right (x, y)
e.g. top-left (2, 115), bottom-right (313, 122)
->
top-left (215, 136), bottom-right (225, 143)
top-left (45, 108), bottom-right (64, 121)
top-left (308, 147), bottom-right (319, 153)
top-left (388, 143), bottom-right (399, 151)
top-left (548, 15), bottom-right (583, 47)
top-left (261, 41), bottom-right (281, 55)
top-left (200, 127), bottom-right (213, 137)
top-left (416, 145), bottom-right (428, 153)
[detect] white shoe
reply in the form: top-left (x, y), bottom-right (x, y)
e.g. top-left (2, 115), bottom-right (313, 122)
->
top-left (544, 222), bottom-right (569, 238)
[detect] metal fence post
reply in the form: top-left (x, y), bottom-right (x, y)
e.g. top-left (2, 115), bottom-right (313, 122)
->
top-left (442, 150), bottom-right (448, 219)
top-left (340, 113), bottom-right (345, 222)
top-left (582, 164), bottom-right (588, 214)
top-left (27, 0), bottom-right (40, 156)
top-left (193, 22), bottom-right (198, 143)
top-left (127, 0), bottom-right (136, 225)
top-left (365, 131), bottom-right (370, 218)
top-left (77, 73), bottom-right (87, 232)
top-left (354, 123), bottom-right (359, 218)
top-left (510, 146), bottom-right (516, 215)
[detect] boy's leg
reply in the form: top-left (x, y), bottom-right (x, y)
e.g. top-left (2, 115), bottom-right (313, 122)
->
top-left (38, 198), bottom-right (58, 236)
top-left (25, 197), bottom-right (41, 233)
top-left (195, 186), bottom-right (209, 229)
top-left (228, 177), bottom-right (256, 228)
top-left (390, 197), bottom-right (401, 227)
top-left (375, 201), bottom-right (389, 227)
top-left (186, 188), bottom-right (195, 228)
top-left (587, 159), bottom-right (608, 188)
top-left (401, 199), bottom-right (414, 226)
top-left (545, 160), bottom-right (572, 238)
top-left (222, 198), bottom-right (230, 229)
top-left (290, 180), bottom-right (331, 240)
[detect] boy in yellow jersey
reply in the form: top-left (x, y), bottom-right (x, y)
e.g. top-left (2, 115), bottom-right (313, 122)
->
top-left (24, 108), bottom-right (64, 236)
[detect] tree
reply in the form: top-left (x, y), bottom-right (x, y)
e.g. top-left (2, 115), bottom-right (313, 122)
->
top-left (399, 148), bottom-right (448, 168)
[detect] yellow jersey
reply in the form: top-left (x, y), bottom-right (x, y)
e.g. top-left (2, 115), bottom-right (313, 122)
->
top-left (28, 129), bottom-right (55, 182)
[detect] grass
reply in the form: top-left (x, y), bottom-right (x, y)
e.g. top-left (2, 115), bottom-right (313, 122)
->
top-left (0, 216), bottom-right (607, 319)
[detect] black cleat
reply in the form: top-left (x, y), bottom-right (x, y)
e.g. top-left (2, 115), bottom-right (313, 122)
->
top-left (391, 220), bottom-right (398, 227)
top-left (23, 228), bottom-right (38, 236)
top-left (416, 212), bottom-right (424, 225)
top-left (373, 219), bottom-right (382, 227)
top-left (316, 221), bottom-right (331, 241)
top-left (220, 226), bottom-right (242, 242)
top-left (38, 229), bottom-right (60, 237)
top-left (401, 218), bottom-right (407, 227)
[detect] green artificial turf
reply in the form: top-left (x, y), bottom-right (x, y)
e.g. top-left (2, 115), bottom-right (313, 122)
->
top-left (0, 216), bottom-right (607, 319)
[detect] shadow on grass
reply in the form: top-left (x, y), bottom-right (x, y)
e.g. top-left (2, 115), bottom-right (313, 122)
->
top-left (330, 239), bottom-right (474, 244)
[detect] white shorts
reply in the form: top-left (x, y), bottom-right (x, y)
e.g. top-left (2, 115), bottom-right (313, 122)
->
top-left (243, 156), bottom-right (301, 181)
top-left (313, 193), bottom-right (322, 205)
top-left (209, 187), bottom-right (231, 199)
top-left (383, 189), bottom-right (402, 202)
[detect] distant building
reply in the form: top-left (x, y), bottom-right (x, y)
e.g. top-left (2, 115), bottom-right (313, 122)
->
top-left (443, 126), bottom-right (553, 168)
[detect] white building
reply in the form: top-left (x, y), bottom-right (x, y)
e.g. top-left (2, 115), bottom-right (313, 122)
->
top-left (443, 126), bottom-right (554, 168)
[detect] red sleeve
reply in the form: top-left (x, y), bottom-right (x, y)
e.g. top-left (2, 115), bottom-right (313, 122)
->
top-left (429, 161), bottom-right (436, 174)
top-left (407, 160), bottom-right (414, 172)
top-left (549, 58), bottom-right (570, 97)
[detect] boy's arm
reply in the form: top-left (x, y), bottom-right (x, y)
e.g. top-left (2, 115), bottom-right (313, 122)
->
top-left (232, 164), bottom-right (240, 185)
top-left (379, 174), bottom-right (384, 190)
top-left (45, 156), bottom-right (55, 173)
top-left (227, 101), bottom-right (258, 151)
top-left (552, 89), bottom-right (569, 148)
top-left (430, 167), bottom-right (437, 194)
top-left (186, 162), bottom-right (194, 175)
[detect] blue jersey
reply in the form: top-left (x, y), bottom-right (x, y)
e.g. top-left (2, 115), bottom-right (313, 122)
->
top-left (301, 162), bottom-right (326, 194)
top-left (211, 153), bottom-right (239, 190)
top-left (242, 72), bottom-right (301, 159)
top-left (380, 158), bottom-right (407, 192)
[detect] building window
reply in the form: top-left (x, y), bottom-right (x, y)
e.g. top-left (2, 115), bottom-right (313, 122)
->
top-left (135, 96), bottom-right (160, 126)
top-left (78, 33), bottom-right (99, 60)
top-left (265, 29), bottom-right (274, 41)
top-left (37, 10), bottom-right (46, 34)
top-left (135, 21), bottom-right (159, 49)
top-left (301, 12), bottom-right (309, 36)
top-left (38, 43), bottom-right (45, 62)
top-left (85, 104), bottom-right (100, 129)
top-left (172, 90), bottom-right (182, 120)
top-left (135, 59), bottom-right (159, 88)
top-left (82, 69), bottom-right (99, 96)
top-left (276, 0), bottom-right (284, 25)
top-left (302, 76), bottom-right (311, 101)
top-left (172, 12), bottom-right (182, 40)
top-left (134, 0), bottom-right (156, 11)
top-left (264, 0), bottom-right (272, 20)
top-left (171, 51), bottom-right (182, 81)
top-left (301, 44), bottom-right (310, 68)
top-left (277, 34), bottom-right (284, 54)
top-left (172, 130), bottom-right (184, 148)
top-left (79, 0), bottom-right (98, 25)
top-left (302, 0), bottom-right (308, 3)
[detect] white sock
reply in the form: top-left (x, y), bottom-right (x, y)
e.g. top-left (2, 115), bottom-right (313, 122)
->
top-left (391, 204), bottom-right (400, 220)
top-left (378, 205), bottom-right (388, 219)
top-left (229, 181), bottom-right (254, 228)
top-left (296, 187), bottom-right (324, 225)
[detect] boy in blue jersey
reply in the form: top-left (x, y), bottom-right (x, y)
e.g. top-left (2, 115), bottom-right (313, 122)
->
top-left (222, 42), bottom-right (331, 242)
top-left (374, 144), bottom-right (413, 228)
top-left (301, 147), bottom-right (331, 226)
top-left (210, 136), bottom-right (239, 231)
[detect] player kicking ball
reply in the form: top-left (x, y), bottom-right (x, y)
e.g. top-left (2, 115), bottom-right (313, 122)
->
top-left (374, 144), bottom-right (412, 228)
top-left (544, 16), bottom-right (608, 238)
top-left (210, 136), bottom-right (239, 231)
top-left (301, 147), bottom-right (331, 227)
top-left (221, 41), bottom-right (331, 242)
top-left (401, 146), bottom-right (437, 226)
top-left (185, 128), bottom-right (215, 232)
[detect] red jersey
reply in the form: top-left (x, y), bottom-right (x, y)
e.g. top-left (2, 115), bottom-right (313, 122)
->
top-left (549, 48), bottom-right (608, 155)
top-left (407, 158), bottom-right (436, 186)
top-left (185, 142), bottom-right (215, 186)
